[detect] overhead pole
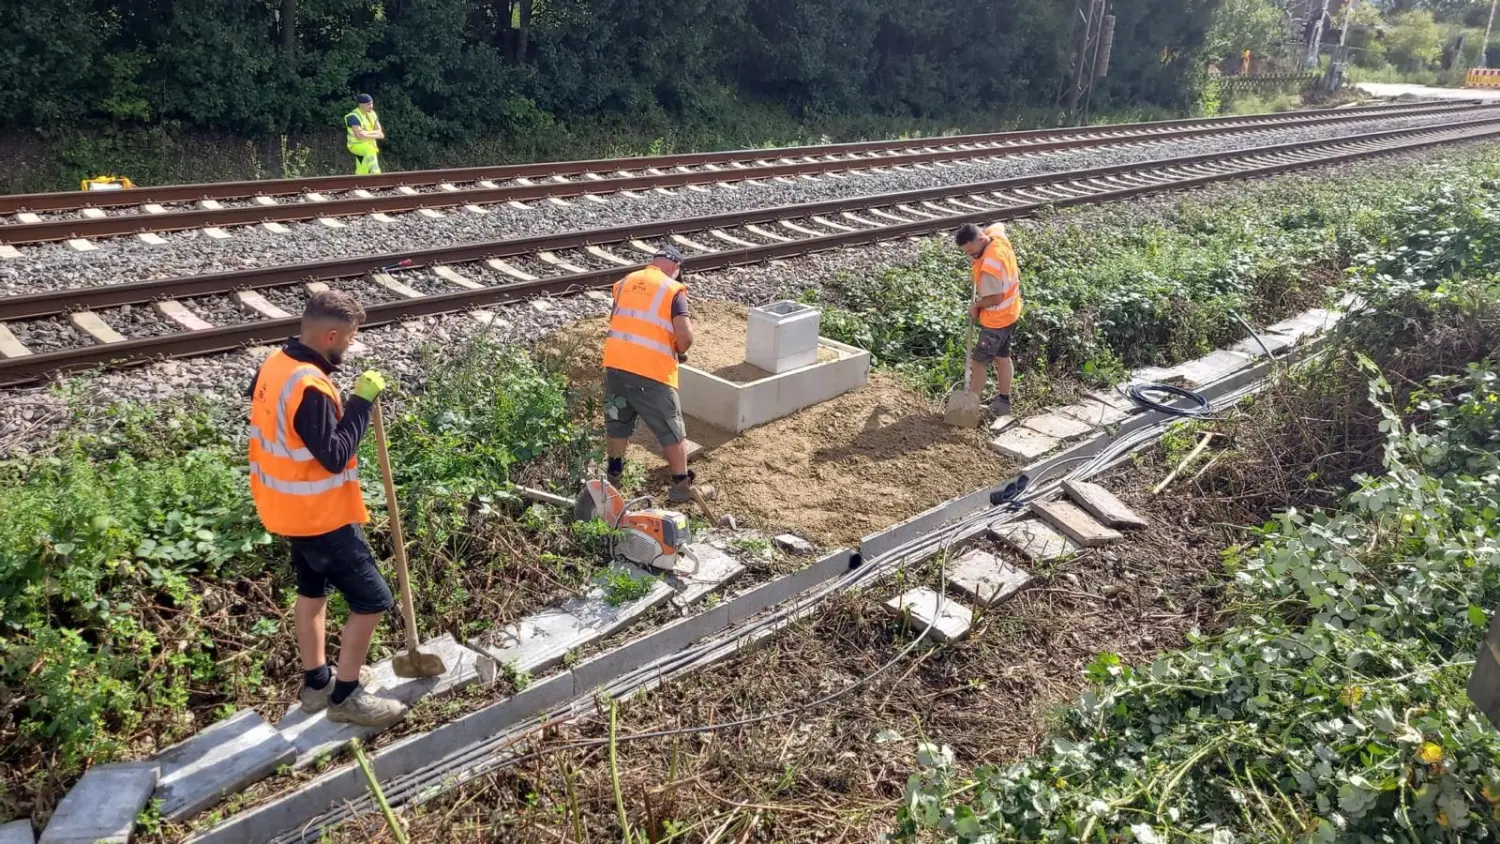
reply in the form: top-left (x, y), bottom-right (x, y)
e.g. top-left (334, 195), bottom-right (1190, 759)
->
top-left (1482, 0), bottom-right (1498, 68)
top-left (1066, 0), bottom-right (1108, 124)
top-left (1304, 0), bottom-right (1331, 69)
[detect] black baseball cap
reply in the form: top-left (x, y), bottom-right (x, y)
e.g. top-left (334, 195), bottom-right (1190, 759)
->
top-left (652, 245), bottom-right (684, 263)
top-left (357, 93), bottom-right (374, 104)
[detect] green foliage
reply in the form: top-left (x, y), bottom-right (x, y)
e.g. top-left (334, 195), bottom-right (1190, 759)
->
top-left (600, 568), bottom-right (657, 607)
top-left (892, 185), bottom-right (1500, 844)
top-left (1205, 0), bottom-right (1287, 62)
top-left (1386, 10), bottom-right (1446, 71)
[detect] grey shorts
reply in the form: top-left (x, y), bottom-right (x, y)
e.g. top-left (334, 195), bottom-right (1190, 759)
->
top-left (971, 325), bottom-right (1016, 364)
top-left (604, 368), bottom-right (686, 446)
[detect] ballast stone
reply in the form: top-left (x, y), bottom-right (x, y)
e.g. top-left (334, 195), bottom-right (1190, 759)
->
top-left (151, 708), bottom-right (296, 822)
top-left (886, 587), bottom-right (972, 642)
top-left (38, 762), bottom-right (159, 844)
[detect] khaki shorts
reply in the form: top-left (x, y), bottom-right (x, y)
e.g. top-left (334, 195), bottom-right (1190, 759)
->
top-left (971, 324), bottom-right (1016, 364)
top-left (604, 368), bottom-right (686, 446)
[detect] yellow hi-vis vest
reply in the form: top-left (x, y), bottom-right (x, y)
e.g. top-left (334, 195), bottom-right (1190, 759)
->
top-left (972, 224), bottom-right (1022, 329)
top-left (346, 109), bottom-right (378, 153)
top-left (248, 350), bottom-right (369, 537)
top-left (602, 267), bottom-right (685, 388)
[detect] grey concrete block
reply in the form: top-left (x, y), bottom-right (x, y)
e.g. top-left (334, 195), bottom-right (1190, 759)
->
top-left (667, 544), bottom-right (745, 608)
top-left (1058, 400), bottom-right (1132, 427)
top-left (39, 762), bottom-right (159, 844)
top-left (1020, 411), bottom-right (1095, 440)
top-left (679, 338), bottom-right (870, 432)
top-left (1063, 480), bottom-right (1149, 529)
top-left (184, 766), bottom-right (365, 844)
top-left (1083, 388), bottom-right (1136, 411)
top-left (774, 533), bottom-right (814, 555)
top-left (277, 633), bottom-right (486, 768)
top-left (570, 604), bottom-right (730, 695)
top-left (947, 549), bottom-right (1031, 607)
top-left (1164, 349), bottom-right (1254, 389)
top-left (724, 549), bottom-right (852, 626)
top-left (153, 708), bottom-right (296, 822)
top-left (885, 588), bottom-right (972, 642)
top-left (1032, 500), bottom-right (1123, 548)
top-left (0, 821), bottom-right (34, 844)
top-left (1230, 329), bottom-right (1295, 358)
top-left (1265, 308), bottom-right (1335, 344)
top-left (989, 426), bottom-right (1060, 461)
top-left (990, 519), bottom-right (1078, 562)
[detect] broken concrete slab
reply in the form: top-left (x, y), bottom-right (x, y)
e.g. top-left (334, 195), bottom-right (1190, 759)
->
top-left (886, 587), bottom-right (972, 642)
top-left (1063, 480), bottom-right (1148, 529)
top-left (989, 426), bottom-right (1061, 461)
top-left (152, 708), bottom-right (296, 822)
top-left (947, 549), bottom-right (1031, 607)
top-left (1058, 399), bottom-right (1132, 427)
top-left (276, 633), bottom-right (488, 769)
top-left (1083, 388), bottom-right (1137, 411)
top-left (0, 821), bottom-right (34, 844)
top-left (1162, 349), bottom-right (1254, 389)
top-left (470, 563), bottom-right (673, 677)
top-left (666, 544), bottom-right (746, 608)
top-left (988, 414), bottom-right (1016, 433)
top-left (774, 534), bottom-right (814, 555)
top-left (990, 519), bottom-right (1078, 562)
top-left (1020, 411), bottom-right (1095, 441)
top-left (1230, 329), bottom-right (1296, 358)
top-left (1032, 499), bottom-right (1123, 548)
top-left (38, 762), bottom-right (159, 844)
top-left (1265, 308), bottom-right (1335, 344)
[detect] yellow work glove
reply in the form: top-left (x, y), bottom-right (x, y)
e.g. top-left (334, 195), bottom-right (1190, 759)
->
top-left (353, 370), bottom-right (386, 402)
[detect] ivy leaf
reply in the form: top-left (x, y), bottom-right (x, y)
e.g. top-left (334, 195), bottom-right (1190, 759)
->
top-left (1469, 605), bottom-right (1489, 629)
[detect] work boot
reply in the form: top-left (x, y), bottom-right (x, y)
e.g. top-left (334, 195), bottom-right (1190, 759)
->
top-left (668, 471), bottom-right (716, 505)
top-left (987, 395), bottom-right (1013, 418)
top-left (299, 665), bottom-right (374, 714)
top-left (327, 685), bottom-right (408, 729)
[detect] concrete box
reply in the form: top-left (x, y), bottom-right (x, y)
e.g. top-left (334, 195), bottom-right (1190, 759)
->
top-left (744, 300), bottom-right (821, 374)
top-left (679, 337), bottom-right (870, 433)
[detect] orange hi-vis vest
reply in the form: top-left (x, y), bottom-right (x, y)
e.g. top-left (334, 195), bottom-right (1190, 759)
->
top-left (248, 350), bottom-right (369, 537)
top-left (972, 224), bottom-right (1022, 330)
top-left (602, 267), bottom-right (686, 388)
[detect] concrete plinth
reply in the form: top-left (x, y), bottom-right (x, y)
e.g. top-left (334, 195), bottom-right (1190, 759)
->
top-left (152, 709), bottom-right (296, 822)
top-left (39, 762), bottom-right (159, 844)
top-left (678, 338), bottom-right (869, 433)
top-left (745, 301), bottom-right (821, 374)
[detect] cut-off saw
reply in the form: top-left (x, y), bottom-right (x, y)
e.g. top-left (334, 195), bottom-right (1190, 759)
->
top-left (572, 477), bottom-right (700, 576)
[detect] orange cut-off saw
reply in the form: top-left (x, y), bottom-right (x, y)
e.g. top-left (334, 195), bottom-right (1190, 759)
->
top-left (573, 478), bottom-right (700, 576)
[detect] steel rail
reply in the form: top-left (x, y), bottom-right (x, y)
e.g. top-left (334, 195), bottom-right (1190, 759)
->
top-left (0, 100), bottom-right (1483, 217)
top-left (1, 119), bottom-right (1495, 386)
top-left (4, 116), bottom-right (1496, 325)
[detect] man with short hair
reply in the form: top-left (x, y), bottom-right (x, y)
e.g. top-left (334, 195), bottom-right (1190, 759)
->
top-left (601, 245), bottom-right (711, 503)
top-left (955, 222), bottom-right (1023, 417)
top-left (247, 290), bottom-right (406, 729)
top-left (346, 94), bottom-right (385, 175)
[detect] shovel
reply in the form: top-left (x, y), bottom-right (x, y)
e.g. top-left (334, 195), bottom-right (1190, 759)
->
top-left (944, 314), bottom-right (982, 428)
top-left (371, 399), bottom-right (447, 679)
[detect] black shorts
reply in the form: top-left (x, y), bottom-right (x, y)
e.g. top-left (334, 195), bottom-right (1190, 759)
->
top-left (972, 325), bottom-right (1016, 364)
top-left (289, 524), bottom-right (394, 614)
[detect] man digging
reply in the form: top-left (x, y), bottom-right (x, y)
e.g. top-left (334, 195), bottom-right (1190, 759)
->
top-left (956, 222), bottom-right (1023, 418)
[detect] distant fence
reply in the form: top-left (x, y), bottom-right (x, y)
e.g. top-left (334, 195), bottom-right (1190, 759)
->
top-left (1467, 68), bottom-right (1500, 89)
top-left (1214, 72), bottom-right (1323, 94)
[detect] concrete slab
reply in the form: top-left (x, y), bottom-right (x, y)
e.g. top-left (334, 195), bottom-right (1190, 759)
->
top-left (988, 426), bottom-right (1060, 461)
top-left (471, 563), bottom-right (672, 676)
top-left (666, 544), bottom-right (745, 608)
top-left (1161, 349), bottom-right (1254, 389)
top-left (0, 821), bottom-right (34, 844)
top-left (1265, 308), bottom-right (1334, 344)
top-left (152, 709), bottom-right (295, 822)
top-left (886, 587), bottom-right (972, 643)
top-left (1021, 411), bottom-right (1095, 440)
top-left (1230, 329), bottom-right (1295, 358)
top-left (990, 519), bottom-right (1078, 562)
top-left (1063, 480), bottom-right (1148, 529)
top-left (38, 762), bottom-right (158, 844)
top-left (275, 633), bottom-right (488, 768)
top-left (1032, 499), bottom-right (1123, 547)
top-left (988, 414), bottom-right (1016, 433)
top-left (1083, 388), bottom-right (1136, 411)
top-left (1058, 399), bottom-right (1131, 427)
top-left (774, 534), bottom-right (814, 556)
top-left (947, 548), bottom-right (1031, 607)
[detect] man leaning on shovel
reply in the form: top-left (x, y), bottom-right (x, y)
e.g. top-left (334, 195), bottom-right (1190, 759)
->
top-left (246, 290), bottom-right (407, 729)
top-left (956, 222), bottom-right (1022, 418)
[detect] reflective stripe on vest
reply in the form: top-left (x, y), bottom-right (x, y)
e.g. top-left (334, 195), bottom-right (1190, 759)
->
top-left (602, 267), bottom-right (683, 387)
top-left (248, 350), bottom-right (368, 536)
top-left (972, 227), bottom-right (1022, 330)
top-left (346, 110), bottom-right (377, 149)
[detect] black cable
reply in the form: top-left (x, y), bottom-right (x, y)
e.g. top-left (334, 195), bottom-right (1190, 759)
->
top-left (1127, 382), bottom-right (1211, 417)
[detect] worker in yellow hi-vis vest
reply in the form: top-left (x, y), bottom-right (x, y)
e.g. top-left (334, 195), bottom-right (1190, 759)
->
top-left (345, 94), bottom-right (385, 176)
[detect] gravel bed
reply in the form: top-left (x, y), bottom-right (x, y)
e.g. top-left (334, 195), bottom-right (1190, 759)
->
top-left (7, 317), bottom-right (81, 353)
top-left (106, 303), bottom-right (179, 338)
top-left (184, 294), bottom-right (253, 327)
top-left (0, 111), bottom-right (1479, 292)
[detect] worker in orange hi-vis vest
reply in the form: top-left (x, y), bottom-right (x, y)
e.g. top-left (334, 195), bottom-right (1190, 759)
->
top-left (955, 222), bottom-right (1023, 418)
top-left (246, 290), bottom-right (406, 729)
top-left (600, 244), bottom-right (714, 504)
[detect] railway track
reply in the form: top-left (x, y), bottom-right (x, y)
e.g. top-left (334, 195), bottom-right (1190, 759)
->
top-left (0, 101), bottom-right (1489, 249)
top-left (0, 117), bottom-right (1496, 385)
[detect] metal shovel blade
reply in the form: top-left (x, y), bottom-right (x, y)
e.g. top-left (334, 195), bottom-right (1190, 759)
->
top-left (944, 391), bottom-right (982, 428)
top-left (392, 647), bottom-right (447, 679)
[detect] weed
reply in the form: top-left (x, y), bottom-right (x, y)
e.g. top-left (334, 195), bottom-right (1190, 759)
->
top-left (600, 568), bottom-right (657, 607)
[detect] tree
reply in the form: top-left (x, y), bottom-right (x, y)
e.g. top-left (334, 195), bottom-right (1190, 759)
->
top-left (1205, 0), bottom-right (1288, 63)
top-left (1384, 8), bottom-right (1444, 68)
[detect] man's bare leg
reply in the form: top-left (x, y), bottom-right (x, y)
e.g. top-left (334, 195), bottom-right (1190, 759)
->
top-left (994, 357), bottom-right (1014, 398)
top-left (295, 596), bottom-right (328, 671)
top-left (662, 440), bottom-right (688, 476)
top-left (967, 357), bottom-right (987, 395)
top-left (335, 611), bottom-right (383, 683)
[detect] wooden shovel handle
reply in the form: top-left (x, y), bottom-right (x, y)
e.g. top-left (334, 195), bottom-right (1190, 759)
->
top-left (371, 399), bottom-right (423, 651)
